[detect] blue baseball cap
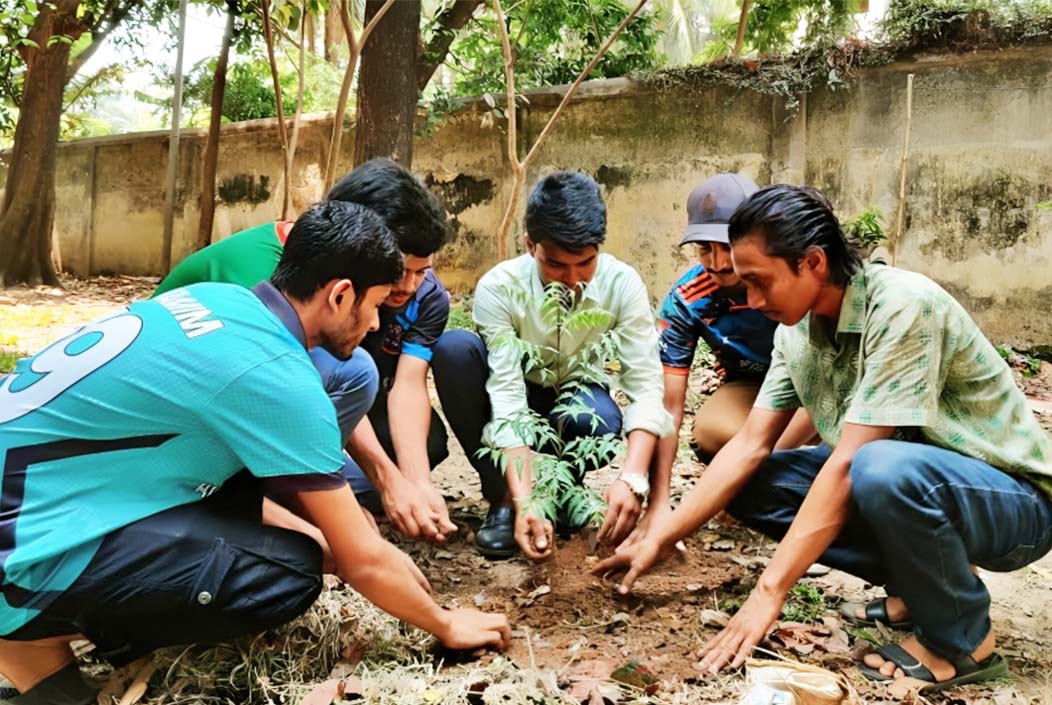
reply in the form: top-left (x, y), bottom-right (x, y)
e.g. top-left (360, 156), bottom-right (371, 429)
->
top-left (679, 173), bottom-right (759, 246)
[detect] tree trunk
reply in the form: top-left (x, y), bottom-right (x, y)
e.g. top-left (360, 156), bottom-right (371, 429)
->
top-left (353, 0), bottom-right (420, 167)
top-left (0, 0), bottom-right (85, 287)
top-left (260, 0), bottom-right (291, 219)
top-left (416, 0), bottom-right (483, 92)
top-left (733, 0), bottom-right (752, 56)
top-left (196, 0), bottom-right (237, 252)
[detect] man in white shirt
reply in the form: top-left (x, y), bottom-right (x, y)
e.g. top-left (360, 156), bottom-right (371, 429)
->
top-left (432, 172), bottom-right (672, 559)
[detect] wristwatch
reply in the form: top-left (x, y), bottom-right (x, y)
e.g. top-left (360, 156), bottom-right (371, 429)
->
top-left (617, 472), bottom-right (650, 502)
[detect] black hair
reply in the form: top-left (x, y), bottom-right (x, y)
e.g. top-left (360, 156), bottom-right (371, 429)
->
top-left (325, 158), bottom-right (448, 257)
top-left (524, 171), bottom-right (606, 252)
top-left (271, 200), bottom-right (404, 301)
top-left (727, 184), bottom-right (864, 286)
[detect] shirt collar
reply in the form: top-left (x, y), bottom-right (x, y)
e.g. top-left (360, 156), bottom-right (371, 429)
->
top-left (805, 265), bottom-right (867, 346)
top-left (252, 281), bottom-right (308, 348)
top-left (836, 266), bottom-right (868, 336)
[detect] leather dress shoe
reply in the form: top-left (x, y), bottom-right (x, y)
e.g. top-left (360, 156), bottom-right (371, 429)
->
top-left (476, 504), bottom-right (517, 558)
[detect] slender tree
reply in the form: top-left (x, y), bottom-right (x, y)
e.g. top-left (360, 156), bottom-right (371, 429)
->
top-left (0, 0), bottom-right (166, 286)
top-left (197, 0), bottom-right (240, 251)
top-left (492, 0), bottom-right (649, 260)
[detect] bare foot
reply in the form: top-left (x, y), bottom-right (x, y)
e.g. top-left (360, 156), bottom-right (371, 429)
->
top-left (862, 629), bottom-right (996, 682)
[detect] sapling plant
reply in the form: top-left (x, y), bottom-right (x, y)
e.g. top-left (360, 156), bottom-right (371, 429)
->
top-left (477, 280), bottom-right (627, 531)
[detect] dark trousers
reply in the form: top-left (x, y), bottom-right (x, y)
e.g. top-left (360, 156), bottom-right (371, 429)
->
top-left (431, 330), bottom-right (622, 504)
top-left (5, 473), bottom-right (321, 666)
top-left (726, 441), bottom-right (1052, 660)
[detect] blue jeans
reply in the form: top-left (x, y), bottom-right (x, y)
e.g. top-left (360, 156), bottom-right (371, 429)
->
top-left (431, 330), bottom-right (623, 504)
top-left (308, 347), bottom-right (449, 514)
top-left (727, 440), bottom-right (1052, 659)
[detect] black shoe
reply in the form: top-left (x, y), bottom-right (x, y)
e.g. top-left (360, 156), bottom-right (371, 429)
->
top-left (476, 504), bottom-right (517, 558)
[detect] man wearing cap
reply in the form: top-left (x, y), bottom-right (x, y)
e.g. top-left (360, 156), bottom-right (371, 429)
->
top-left (650, 175), bottom-right (813, 514)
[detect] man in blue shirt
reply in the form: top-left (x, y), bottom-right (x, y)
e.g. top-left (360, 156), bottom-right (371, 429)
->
top-left (0, 201), bottom-right (509, 705)
top-left (155, 159), bottom-right (458, 545)
top-left (653, 175), bottom-right (814, 491)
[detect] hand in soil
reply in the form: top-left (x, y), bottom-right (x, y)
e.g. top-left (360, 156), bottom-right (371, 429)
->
top-left (616, 501), bottom-right (672, 550)
top-left (695, 583), bottom-right (786, 673)
top-left (591, 535), bottom-right (674, 594)
top-left (516, 507), bottom-right (554, 560)
top-left (437, 608), bottom-right (512, 651)
top-left (598, 480), bottom-right (642, 547)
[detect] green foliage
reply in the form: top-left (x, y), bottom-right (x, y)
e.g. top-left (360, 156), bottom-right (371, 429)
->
top-left (842, 205), bottom-right (886, 250)
top-left (1036, 201), bottom-right (1052, 212)
top-left (881, 0), bottom-right (1052, 48)
top-left (445, 297), bottom-right (477, 333)
top-left (445, 0), bottom-right (662, 98)
top-left (780, 582), bottom-right (828, 623)
top-left (996, 344), bottom-right (1042, 377)
top-left (0, 350), bottom-right (19, 375)
top-left (480, 282), bottom-right (626, 527)
top-left (166, 50), bottom-right (343, 126)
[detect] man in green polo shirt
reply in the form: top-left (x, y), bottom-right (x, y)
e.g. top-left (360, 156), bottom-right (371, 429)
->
top-left (596, 185), bottom-right (1052, 691)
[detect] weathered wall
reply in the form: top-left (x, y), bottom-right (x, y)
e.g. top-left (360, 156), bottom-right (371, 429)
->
top-left (3, 46), bottom-right (1051, 345)
top-left (804, 47), bottom-right (1052, 347)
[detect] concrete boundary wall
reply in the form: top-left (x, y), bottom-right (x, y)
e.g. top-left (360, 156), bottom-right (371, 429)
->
top-left (2, 46), bottom-right (1050, 346)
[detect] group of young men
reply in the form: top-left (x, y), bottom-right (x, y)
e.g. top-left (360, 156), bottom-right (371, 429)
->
top-left (2, 157), bottom-right (1050, 703)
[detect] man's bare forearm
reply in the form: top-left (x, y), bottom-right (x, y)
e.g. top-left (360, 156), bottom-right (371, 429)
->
top-left (346, 415), bottom-right (400, 489)
top-left (388, 379), bottom-right (435, 484)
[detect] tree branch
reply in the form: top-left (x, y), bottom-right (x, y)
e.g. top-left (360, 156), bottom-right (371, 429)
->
top-left (522, 0), bottom-right (647, 167)
top-left (415, 0), bottom-right (484, 91)
top-left (67, 0), bottom-right (136, 79)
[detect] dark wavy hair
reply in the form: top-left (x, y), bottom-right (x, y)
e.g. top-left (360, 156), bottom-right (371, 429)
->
top-left (728, 184), bottom-right (864, 286)
top-left (524, 171), bottom-right (606, 252)
top-left (271, 200), bottom-right (404, 301)
top-left (326, 158), bottom-right (449, 257)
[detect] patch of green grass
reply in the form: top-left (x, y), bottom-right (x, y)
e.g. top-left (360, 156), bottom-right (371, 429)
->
top-left (0, 351), bottom-right (21, 374)
top-left (780, 582), bottom-right (829, 624)
top-left (445, 298), bottom-right (476, 333)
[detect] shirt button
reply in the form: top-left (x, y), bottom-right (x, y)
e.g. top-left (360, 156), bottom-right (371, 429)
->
top-left (197, 591), bottom-right (213, 605)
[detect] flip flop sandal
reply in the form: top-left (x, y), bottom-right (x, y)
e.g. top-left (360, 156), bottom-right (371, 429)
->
top-left (838, 597), bottom-right (914, 630)
top-left (860, 643), bottom-right (1010, 692)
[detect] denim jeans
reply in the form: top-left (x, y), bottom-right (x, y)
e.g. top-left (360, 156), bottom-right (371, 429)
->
top-left (726, 440), bottom-right (1052, 660)
top-left (431, 330), bottom-right (623, 504)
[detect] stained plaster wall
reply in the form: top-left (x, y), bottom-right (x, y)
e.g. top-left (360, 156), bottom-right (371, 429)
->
top-left (5, 45), bottom-right (1050, 346)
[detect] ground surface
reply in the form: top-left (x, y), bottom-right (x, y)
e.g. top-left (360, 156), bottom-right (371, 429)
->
top-left (3, 276), bottom-right (1052, 705)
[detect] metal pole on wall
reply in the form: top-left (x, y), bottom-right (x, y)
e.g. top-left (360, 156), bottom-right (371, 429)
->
top-left (161, 0), bottom-right (189, 275)
top-left (891, 73), bottom-right (914, 266)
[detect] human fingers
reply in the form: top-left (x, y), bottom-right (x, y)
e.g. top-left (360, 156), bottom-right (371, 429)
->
top-left (607, 505), bottom-right (639, 547)
top-left (591, 550), bottom-right (629, 577)
top-left (596, 504), bottom-right (617, 544)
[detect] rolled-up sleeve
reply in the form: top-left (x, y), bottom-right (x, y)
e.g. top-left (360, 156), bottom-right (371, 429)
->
top-left (473, 277), bottom-right (532, 449)
top-left (615, 273), bottom-right (674, 438)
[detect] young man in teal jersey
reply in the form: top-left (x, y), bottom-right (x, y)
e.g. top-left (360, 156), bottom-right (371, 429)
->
top-left (0, 201), bottom-right (509, 705)
top-left (157, 159), bottom-right (458, 545)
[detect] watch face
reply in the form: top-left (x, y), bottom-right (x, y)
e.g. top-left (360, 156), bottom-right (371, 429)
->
top-left (381, 322), bottom-right (405, 355)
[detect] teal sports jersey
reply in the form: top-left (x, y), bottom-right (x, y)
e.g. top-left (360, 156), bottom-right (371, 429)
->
top-left (0, 283), bottom-right (344, 635)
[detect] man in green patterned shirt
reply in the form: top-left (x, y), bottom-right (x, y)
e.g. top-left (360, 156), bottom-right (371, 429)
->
top-left (596, 185), bottom-right (1052, 691)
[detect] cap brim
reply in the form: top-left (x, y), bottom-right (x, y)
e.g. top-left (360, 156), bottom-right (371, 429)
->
top-left (679, 222), bottom-right (730, 245)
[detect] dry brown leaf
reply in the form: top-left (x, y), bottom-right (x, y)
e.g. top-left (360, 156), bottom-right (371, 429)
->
top-left (300, 677), bottom-right (364, 705)
top-left (566, 659), bottom-right (618, 702)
